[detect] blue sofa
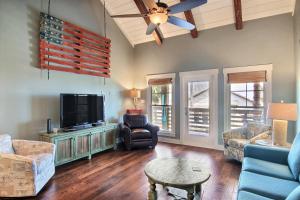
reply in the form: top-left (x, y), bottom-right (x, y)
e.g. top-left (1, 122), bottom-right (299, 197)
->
top-left (237, 133), bottom-right (300, 200)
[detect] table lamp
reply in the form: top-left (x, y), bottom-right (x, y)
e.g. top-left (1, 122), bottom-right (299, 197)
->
top-left (267, 102), bottom-right (297, 146)
top-left (130, 88), bottom-right (141, 109)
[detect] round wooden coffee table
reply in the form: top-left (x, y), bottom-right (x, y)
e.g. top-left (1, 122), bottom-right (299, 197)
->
top-left (144, 158), bottom-right (211, 200)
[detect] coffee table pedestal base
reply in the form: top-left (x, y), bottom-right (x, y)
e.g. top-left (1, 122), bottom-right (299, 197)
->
top-left (147, 177), bottom-right (202, 200)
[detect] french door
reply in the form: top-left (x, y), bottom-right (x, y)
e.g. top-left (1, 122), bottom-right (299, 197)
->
top-left (179, 69), bottom-right (218, 149)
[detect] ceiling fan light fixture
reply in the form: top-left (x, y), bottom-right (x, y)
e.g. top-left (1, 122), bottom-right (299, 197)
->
top-left (149, 12), bottom-right (168, 24)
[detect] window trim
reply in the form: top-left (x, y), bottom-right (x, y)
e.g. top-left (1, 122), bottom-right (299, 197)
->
top-left (146, 73), bottom-right (176, 137)
top-left (223, 64), bottom-right (273, 131)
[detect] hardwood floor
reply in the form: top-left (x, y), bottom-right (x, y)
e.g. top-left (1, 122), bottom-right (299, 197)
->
top-left (12, 143), bottom-right (241, 200)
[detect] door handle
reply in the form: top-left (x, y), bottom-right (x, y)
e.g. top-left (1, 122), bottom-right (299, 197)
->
top-left (185, 107), bottom-right (188, 116)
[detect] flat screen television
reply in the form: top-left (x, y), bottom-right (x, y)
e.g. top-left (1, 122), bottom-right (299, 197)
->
top-left (60, 94), bottom-right (104, 129)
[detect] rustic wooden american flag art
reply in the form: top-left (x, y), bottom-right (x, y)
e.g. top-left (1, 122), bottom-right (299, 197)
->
top-left (39, 13), bottom-right (111, 78)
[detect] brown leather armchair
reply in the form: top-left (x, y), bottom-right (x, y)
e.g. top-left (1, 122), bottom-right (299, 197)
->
top-left (120, 114), bottom-right (159, 150)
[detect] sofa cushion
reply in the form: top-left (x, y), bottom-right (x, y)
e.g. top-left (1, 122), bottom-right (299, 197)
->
top-left (238, 191), bottom-right (274, 200)
top-left (288, 133), bottom-right (300, 180)
top-left (242, 157), bottom-right (295, 181)
top-left (0, 134), bottom-right (15, 154)
top-left (27, 153), bottom-right (53, 174)
top-left (286, 186), bottom-right (300, 200)
top-left (131, 129), bottom-right (152, 140)
top-left (228, 139), bottom-right (249, 150)
top-left (239, 171), bottom-right (299, 200)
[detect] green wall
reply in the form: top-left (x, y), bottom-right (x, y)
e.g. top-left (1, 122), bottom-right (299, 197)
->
top-left (0, 0), bottom-right (134, 140)
top-left (133, 14), bottom-right (296, 144)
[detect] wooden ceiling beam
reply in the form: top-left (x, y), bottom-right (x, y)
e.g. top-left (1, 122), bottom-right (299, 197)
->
top-left (180, 0), bottom-right (198, 38)
top-left (133, 0), bottom-right (163, 45)
top-left (233, 0), bottom-right (243, 30)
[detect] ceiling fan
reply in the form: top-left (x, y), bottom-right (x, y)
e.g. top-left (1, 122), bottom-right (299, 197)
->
top-left (111, 0), bottom-right (207, 35)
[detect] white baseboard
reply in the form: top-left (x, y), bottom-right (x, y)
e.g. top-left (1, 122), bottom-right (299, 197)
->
top-left (158, 137), bottom-right (181, 144)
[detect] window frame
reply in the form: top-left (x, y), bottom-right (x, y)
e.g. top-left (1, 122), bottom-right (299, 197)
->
top-left (223, 64), bottom-right (273, 131)
top-left (146, 73), bottom-right (176, 137)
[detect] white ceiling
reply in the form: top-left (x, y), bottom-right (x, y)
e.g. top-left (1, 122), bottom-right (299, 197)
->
top-left (101, 0), bottom-right (296, 46)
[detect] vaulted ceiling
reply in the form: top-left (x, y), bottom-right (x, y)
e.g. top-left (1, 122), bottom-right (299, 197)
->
top-left (101, 0), bottom-right (296, 46)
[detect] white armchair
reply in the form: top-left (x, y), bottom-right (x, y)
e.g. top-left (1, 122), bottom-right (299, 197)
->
top-left (222, 123), bottom-right (271, 162)
top-left (0, 134), bottom-right (56, 197)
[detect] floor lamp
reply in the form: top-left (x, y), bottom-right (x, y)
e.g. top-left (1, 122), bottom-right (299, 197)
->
top-left (267, 102), bottom-right (297, 146)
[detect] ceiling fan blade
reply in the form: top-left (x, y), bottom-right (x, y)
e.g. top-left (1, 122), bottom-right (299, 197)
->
top-left (167, 16), bottom-right (195, 30)
top-left (146, 23), bottom-right (158, 35)
top-left (142, 0), bottom-right (158, 10)
top-left (111, 14), bottom-right (147, 18)
top-left (168, 0), bottom-right (207, 14)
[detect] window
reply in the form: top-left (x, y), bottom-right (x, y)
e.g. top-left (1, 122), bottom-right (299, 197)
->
top-left (188, 81), bottom-right (210, 135)
top-left (223, 65), bottom-right (272, 130)
top-left (147, 73), bottom-right (175, 136)
top-left (230, 82), bottom-right (264, 128)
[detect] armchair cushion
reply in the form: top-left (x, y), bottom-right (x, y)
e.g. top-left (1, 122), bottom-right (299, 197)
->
top-left (0, 134), bottom-right (14, 154)
top-left (131, 129), bottom-right (152, 140)
top-left (288, 133), bottom-right (300, 180)
top-left (242, 157), bottom-right (294, 181)
top-left (244, 144), bottom-right (289, 165)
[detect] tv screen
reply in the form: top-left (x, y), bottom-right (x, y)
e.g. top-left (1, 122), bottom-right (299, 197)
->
top-left (60, 94), bottom-right (104, 128)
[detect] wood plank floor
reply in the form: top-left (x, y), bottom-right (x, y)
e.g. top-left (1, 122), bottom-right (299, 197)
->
top-left (12, 143), bottom-right (241, 200)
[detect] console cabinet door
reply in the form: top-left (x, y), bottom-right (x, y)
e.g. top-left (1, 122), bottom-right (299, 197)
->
top-left (91, 130), bottom-right (103, 153)
top-left (101, 129), bottom-right (115, 149)
top-left (76, 133), bottom-right (91, 158)
top-left (54, 136), bottom-right (75, 165)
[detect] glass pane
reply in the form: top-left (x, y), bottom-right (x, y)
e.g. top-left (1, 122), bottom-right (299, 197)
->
top-left (247, 82), bottom-right (264, 91)
top-left (151, 83), bottom-right (173, 132)
top-left (188, 81), bottom-right (210, 135)
top-left (229, 82), bottom-right (265, 129)
top-left (246, 91), bottom-right (264, 107)
top-left (231, 91), bottom-right (247, 107)
top-left (151, 105), bottom-right (172, 131)
top-left (231, 83), bottom-right (246, 91)
top-left (151, 93), bottom-right (172, 106)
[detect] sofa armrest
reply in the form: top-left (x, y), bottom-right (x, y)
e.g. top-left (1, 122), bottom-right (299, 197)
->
top-left (223, 127), bottom-right (246, 146)
top-left (244, 144), bottom-right (289, 165)
top-left (12, 140), bottom-right (55, 156)
top-left (0, 153), bottom-right (36, 196)
top-left (145, 123), bottom-right (159, 146)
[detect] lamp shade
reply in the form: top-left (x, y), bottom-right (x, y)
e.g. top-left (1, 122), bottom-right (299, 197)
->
top-left (130, 88), bottom-right (141, 98)
top-left (267, 103), bottom-right (297, 121)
